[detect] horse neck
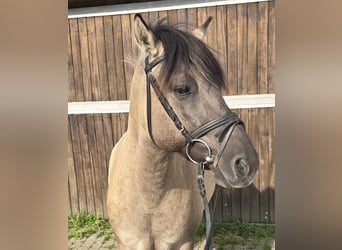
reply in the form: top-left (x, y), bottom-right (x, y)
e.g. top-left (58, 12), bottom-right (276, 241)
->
top-left (124, 127), bottom-right (173, 205)
top-left (125, 56), bottom-right (170, 181)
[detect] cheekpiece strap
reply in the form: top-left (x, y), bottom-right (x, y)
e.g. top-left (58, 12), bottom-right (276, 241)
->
top-left (144, 56), bottom-right (193, 144)
top-left (145, 56), bottom-right (165, 74)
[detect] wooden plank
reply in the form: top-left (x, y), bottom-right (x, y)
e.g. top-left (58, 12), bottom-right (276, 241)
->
top-left (95, 17), bottom-right (110, 101)
top-left (211, 187), bottom-right (223, 222)
top-left (69, 18), bottom-right (85, 102)
top-left (257, 1), bottom-right (269, 222)
top-left (78, 115), bottom-right (96, 214)
top-left (112, 15), bottom-right (127, 101)
top-left (121, 14), bottom-right (134, 98)
top-left (112, 15), bottom-right (128, 137)
top-left (86, 17), bottom-right (105, 216)
top-left (69, 115), bottom-right (87, 213)
top-left (68, 116), bottom-right (79, 214)
top-left (93, 114), bottom-right (108, 217)
top-left (103, 16), bottom-right (117, 101)
top-left (78, 18), bottom-right (92, 101)
top-left (247, 3), bottom-right (258, 95)
top-left (237, 4), bottom-right (248, 95)
top-left (268, 108), bottom-right (275, 222)
top-left (83, 114), bottom-right (101, 216)
top-left (187, 7), bottom-right (197, 30)
top-left (257, 2), bottom-right (268, 94)
top-left (226, 4), bottom-right (238, 95)
top-left (68, 22), bottom-right (76, 102)
top-left (258, 107), bottom-right (269, 222)
top-left (248, 108), bottom-right (261, 222)
top-left (222, 187), bottom-right (233, 222)
top-left (267, 0), bottom-right (275, 94)
top-left (68, 179), bottom-right (72, 214)
top-left (167, 9), bottom-right (178, 25)
top-left (267, 4), bottom-right (275, 223)
top-left (87, 17), bottom-right (101, 101)
top-left (230, 188), bottom-right (241, 221)
top-left (176, 8), bottom-right (187, 27)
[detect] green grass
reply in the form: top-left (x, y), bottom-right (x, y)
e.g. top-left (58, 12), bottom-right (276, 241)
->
top-left (196, 220), bottom-right (275, 249)
top-left (68, 213), bottom-right (114, 240)
top-left (68, 214), bottom-right (274, 249)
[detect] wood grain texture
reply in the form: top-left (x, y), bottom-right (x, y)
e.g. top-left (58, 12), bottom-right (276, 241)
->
top-left (226, 4), bottom-right (238, 96)
top-left (68, 117), bottom-right (79, 214)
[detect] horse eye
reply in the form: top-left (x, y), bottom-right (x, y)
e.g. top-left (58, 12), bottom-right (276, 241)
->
top-left (174, 85), bottom-right (191, 96)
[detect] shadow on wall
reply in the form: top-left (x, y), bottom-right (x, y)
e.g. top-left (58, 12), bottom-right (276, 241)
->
top-left (209, 184), bottom-right (275, 223)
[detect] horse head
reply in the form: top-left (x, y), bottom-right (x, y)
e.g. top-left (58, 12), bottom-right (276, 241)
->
top-left (134, 14), bottom-right (259, 188)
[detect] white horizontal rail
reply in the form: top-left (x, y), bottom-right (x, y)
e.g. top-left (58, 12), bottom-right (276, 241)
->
top-left (68, 0), bottom-right (271, 19)
top-left (68, 94), bottom-right (275, 115)
top-left (223, 94), bottom-right (275, 109)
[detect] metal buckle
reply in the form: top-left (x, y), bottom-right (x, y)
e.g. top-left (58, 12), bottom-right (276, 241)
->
top-left (185, 139), bottom-right (214, 165)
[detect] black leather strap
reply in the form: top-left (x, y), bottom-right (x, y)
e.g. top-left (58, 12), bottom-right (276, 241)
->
top-left (145, 56), bottom-right (193, 144)
top-left (191, 112), bottom-right (240, 140)
top-left (197, 162), bottom-right (215, 250)
top-left (144, 56), bottom-right (164, 74)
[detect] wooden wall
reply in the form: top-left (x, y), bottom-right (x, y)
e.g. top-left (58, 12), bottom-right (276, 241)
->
top-left (68, 0), bottom-right (275, 222)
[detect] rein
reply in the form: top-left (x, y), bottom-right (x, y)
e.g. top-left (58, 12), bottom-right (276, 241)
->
top-left (145, 56), bottom-right (242, 250)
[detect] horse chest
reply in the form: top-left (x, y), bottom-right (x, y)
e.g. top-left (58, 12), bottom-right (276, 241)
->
top-left (109, 180), bottom-right (202, 248)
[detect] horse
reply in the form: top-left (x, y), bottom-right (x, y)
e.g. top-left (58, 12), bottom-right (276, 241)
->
top-left (107, 14), bottom-right (259, 250)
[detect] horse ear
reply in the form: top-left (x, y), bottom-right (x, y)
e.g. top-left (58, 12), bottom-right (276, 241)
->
top-left (192, 16), bottom-right (213, 40)
top-left (134, 14), bottom-right (158, 56)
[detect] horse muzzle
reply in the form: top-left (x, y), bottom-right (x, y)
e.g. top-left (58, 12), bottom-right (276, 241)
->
top-left (212, 124), bottom-right (259, 188)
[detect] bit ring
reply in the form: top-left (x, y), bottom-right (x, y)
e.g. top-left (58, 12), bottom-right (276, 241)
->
top-left (186, 139), bottom-right (214, 165)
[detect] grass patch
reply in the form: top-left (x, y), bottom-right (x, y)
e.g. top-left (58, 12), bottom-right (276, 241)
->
top-left (68, 214), bottom-right (274, 249)
top-left (195, 220), bottom-right (275, 249)
top-left (68, 213), bottom-right (114, 240)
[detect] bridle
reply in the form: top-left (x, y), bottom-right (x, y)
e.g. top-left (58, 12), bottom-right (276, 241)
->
top-left (145, 55), bottom-right (243, 249)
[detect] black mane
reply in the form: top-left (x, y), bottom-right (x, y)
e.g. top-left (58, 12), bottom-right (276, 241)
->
top-left (150, 22), bottom-right (225, 89)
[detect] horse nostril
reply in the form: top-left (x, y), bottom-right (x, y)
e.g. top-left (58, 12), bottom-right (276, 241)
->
top-left (235, 158), bottom-right (250, 177)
